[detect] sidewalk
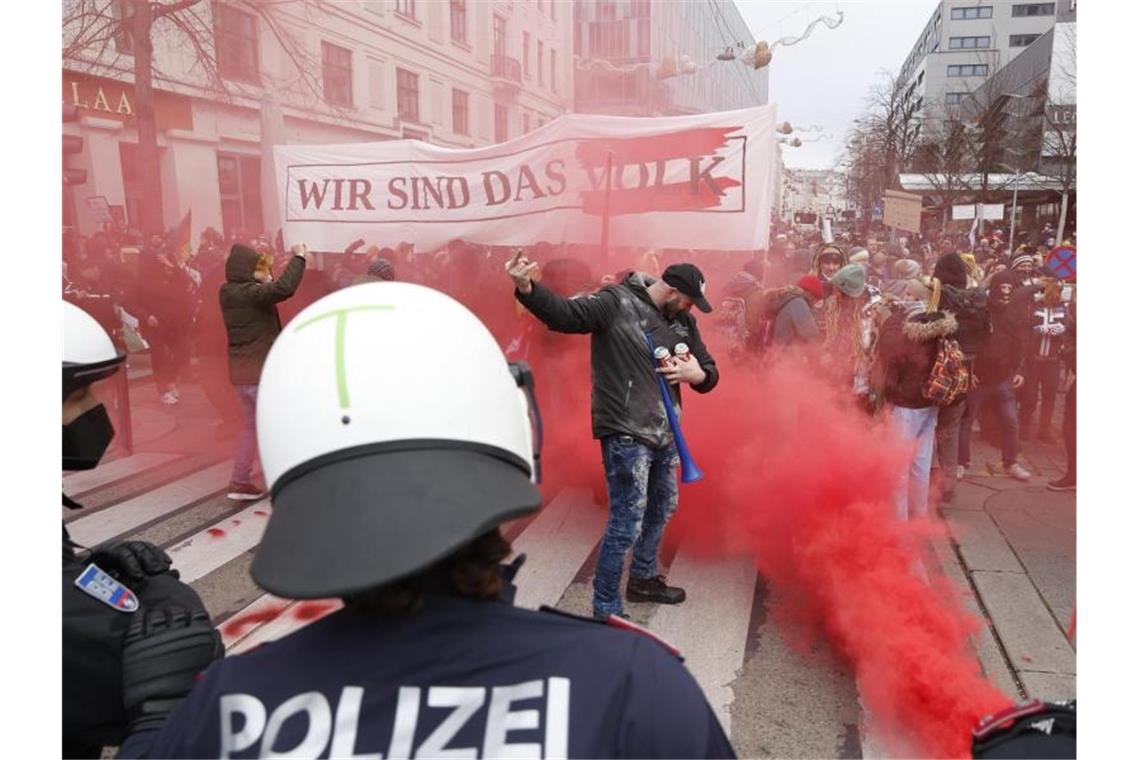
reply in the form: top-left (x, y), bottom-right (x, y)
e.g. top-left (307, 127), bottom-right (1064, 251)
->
top-left (930, 432), bottom-right (1076, 703)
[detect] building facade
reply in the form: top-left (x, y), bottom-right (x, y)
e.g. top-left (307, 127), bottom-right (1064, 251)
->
top-left (782, 169), bottom-right (849, 224)
top-left (896, 1), bottom-right (1058, 120)
top-left (62, 0), bottom-right (574, 240)
top-left (572, 0), bottom-right (768, 116)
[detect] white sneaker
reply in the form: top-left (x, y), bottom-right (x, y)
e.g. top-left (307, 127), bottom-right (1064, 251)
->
top-left (1005, 462), bottom-right (1031, 481)
top-left (956, 465), bottom-right (965, 481)
top-left (161, 391), bottom-right (179, 405)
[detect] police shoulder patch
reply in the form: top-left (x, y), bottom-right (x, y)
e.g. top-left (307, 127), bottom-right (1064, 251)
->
top-left (74, 563), bottom-right (139, 613)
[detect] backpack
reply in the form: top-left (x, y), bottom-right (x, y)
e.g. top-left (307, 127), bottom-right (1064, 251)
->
top-left (923, 334), bottom-right (970, 406)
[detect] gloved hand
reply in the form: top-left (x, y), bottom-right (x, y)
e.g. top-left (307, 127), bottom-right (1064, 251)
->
top-left (1047, 323), bottom-right (1066, 336)
top-left (1033, 324), bottom-right (1048, 334)
top-left (90, 540), bottom-right (177, 583)
top-left (122, 605), bottom-right (224, 735)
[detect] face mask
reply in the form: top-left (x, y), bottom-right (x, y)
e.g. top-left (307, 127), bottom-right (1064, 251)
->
top-left (62, 403), bottom-right (115, 471)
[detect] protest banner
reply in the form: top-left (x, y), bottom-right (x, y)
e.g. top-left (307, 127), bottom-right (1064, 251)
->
top-left (275, 106), bottom-right (777, 252)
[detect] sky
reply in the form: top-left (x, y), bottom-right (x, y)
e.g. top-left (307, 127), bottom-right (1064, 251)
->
top-left (734, 0), bottom-right (938, 170)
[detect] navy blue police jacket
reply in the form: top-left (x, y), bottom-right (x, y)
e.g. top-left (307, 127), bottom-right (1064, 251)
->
top-left (119, 592), bottom-right (735, 759)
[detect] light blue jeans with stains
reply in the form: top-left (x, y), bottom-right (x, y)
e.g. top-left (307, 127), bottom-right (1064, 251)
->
top-left (593, 433), bottom-right (680, 617)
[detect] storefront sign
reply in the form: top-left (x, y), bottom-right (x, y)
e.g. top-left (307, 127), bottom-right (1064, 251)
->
top-left (62, 71), bottom-right (193, 132)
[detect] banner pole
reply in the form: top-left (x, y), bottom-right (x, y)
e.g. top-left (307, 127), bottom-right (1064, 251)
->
top-left (599, 150), bottom-right (614, 268)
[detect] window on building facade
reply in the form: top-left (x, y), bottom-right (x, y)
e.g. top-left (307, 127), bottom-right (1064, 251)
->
top-left (947, 63), bottom-right (989, 77)
top-left (523, 32), bottom-right (530, 78)
top-left (216, 152), bottom-right (262, 239)
top-left (950, 6), bottom-right (992, 19)
top-left (1009, 33), bottom-right (1042, 46)
top-left (634, 0), bottom-right (650, 58)
top-left (450, 0), bottom-right (467, 44)
top-left (451, 88), bottom-right (469, 135)
top-left (396, 68), bottom-right (419, 122)
top-left (551, 49), bottom-right (557, 92)
top-left (395, 0), bottom-right (416, 20)
top-left (216, 4), bottom-right (259, 82)
top-left (321, 41), bottom-right (353, 107)
top-left (493, 15), bottom-right (507, 56)
top-left (1012, 3), bottom-right (1055, 16)
top-left (538, 40), bottom-right (544, 85)
top-left (948, 35), bottom-right (990, 49)
top-left (494, 103), bottom-right (508, 143)
top-left (945, 92), bottom-right (967, 105)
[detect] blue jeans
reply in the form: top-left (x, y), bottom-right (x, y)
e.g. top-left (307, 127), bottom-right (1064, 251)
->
top-left (593, 434), bottom-right (679, 616)
top-left (960, 381), bottom-right (1020, 468)
top-left (890, 406), bottom-right (938, 521)
top-left (231, 384), bottom-right (259, 485)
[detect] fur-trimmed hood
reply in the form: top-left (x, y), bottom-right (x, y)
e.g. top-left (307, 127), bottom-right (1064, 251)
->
top-left (902, 310), bottom-right (958, 342)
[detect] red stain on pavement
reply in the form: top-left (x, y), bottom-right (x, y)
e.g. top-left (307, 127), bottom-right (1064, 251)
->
top-left (231, 519), bottom-right (242, 526)
top-left (207, 527), bottom-right (225, 538)
top-left (293, 601), bottom-right (339, 621)
top-left (221, 603), bottom-right (289, 638)
top-left (254, 510), bottom-right (268, 517)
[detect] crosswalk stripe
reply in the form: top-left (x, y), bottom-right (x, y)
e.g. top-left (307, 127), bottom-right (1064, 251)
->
top-left (646, 552), bottom-right (757, 737)
top-left (66, 461), bottom-right (233, 547)
top-left (510, 488), bottom-right (604, 610)
top-left (219, 593), bottom-right (293, 650)
top-left (168, 501), bottom-right (272, 584)
top-left (63, 452), bottom-right (181, 494)
top-left (211, 489), bottom-right (604, 653)
top-left (227, 600), bottom-right (343, 655)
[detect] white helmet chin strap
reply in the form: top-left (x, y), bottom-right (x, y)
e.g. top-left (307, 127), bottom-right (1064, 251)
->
top-left (509, 360), bottom-right (542, 484)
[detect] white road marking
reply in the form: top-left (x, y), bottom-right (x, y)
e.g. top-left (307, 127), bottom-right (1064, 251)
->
top-left (63, 452), bottom-right (181, 494)
top-left (168, 501), bottom-right (272, 583)
top-left (509, 488), bottom-right (604, 610)
top-left (647, 552), bottom-right (757, 737)
top-left (66, 461), bottom-right (234, 546)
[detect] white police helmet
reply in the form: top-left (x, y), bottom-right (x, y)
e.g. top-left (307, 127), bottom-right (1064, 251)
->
top-left (251, 282), bottom-right (542, 598)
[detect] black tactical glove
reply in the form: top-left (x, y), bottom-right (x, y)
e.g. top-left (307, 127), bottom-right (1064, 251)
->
top-left (122, 605), bottom-right (224, 735)
top-left (90, 540), bottom-right (178, 583)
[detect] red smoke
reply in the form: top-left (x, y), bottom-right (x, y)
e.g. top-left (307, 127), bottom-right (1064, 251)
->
top-left (506, 252), bottom-right (1011, 756)
top-left (652, 345), bottom-right (1010, 756)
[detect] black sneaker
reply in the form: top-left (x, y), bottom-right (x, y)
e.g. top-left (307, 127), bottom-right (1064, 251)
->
top-left (227, 482), bottom-right (265, 501)
top-left (1046, 475), bottom-right (1076, 492)
top-left (626, 575), bottom-right (686, 604)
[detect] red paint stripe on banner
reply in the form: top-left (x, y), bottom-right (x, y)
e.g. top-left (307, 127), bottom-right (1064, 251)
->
top-left (574, 127), bottom-right (740, 167)
top-left (580, 178), bottom-right (742, 216)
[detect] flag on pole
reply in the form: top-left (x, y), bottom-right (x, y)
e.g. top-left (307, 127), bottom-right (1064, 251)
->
top-left (173, 209), bottom-right (192, 264)
top-left (967, 205), bottom-right (981, 249)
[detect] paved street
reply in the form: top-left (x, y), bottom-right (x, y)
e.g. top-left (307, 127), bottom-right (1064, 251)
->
top-left (71, 362), bottom-right (1075, 758)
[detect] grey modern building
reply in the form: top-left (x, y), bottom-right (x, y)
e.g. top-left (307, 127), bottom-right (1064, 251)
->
top-left (896, 1), bottom-right (1060, 119)
top-left (572, 0), bottom-right (768, 116)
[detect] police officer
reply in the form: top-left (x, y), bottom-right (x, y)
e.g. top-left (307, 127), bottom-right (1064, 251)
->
top-left (117, 282), bottom-right (735, 758)
top-left (62, 302), bottom-right (222, 757)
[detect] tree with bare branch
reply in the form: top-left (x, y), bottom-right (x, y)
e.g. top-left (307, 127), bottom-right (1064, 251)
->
top-left (62, 0), bottom-right (331, 235)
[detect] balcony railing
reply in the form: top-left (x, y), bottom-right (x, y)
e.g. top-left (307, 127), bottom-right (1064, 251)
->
top-left (491, 54), bottom-right (522, 87)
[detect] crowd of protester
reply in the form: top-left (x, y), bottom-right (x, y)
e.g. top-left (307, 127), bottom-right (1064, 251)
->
top-left (61, 211), bottom-right (1076, 509)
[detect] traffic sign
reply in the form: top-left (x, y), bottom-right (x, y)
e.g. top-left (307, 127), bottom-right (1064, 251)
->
top-left (1046, 246), bottom-right (1076, 281)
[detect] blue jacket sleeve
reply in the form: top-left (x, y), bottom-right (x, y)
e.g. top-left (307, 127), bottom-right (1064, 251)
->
top-left (619, 638), bottom-right (736, 758)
